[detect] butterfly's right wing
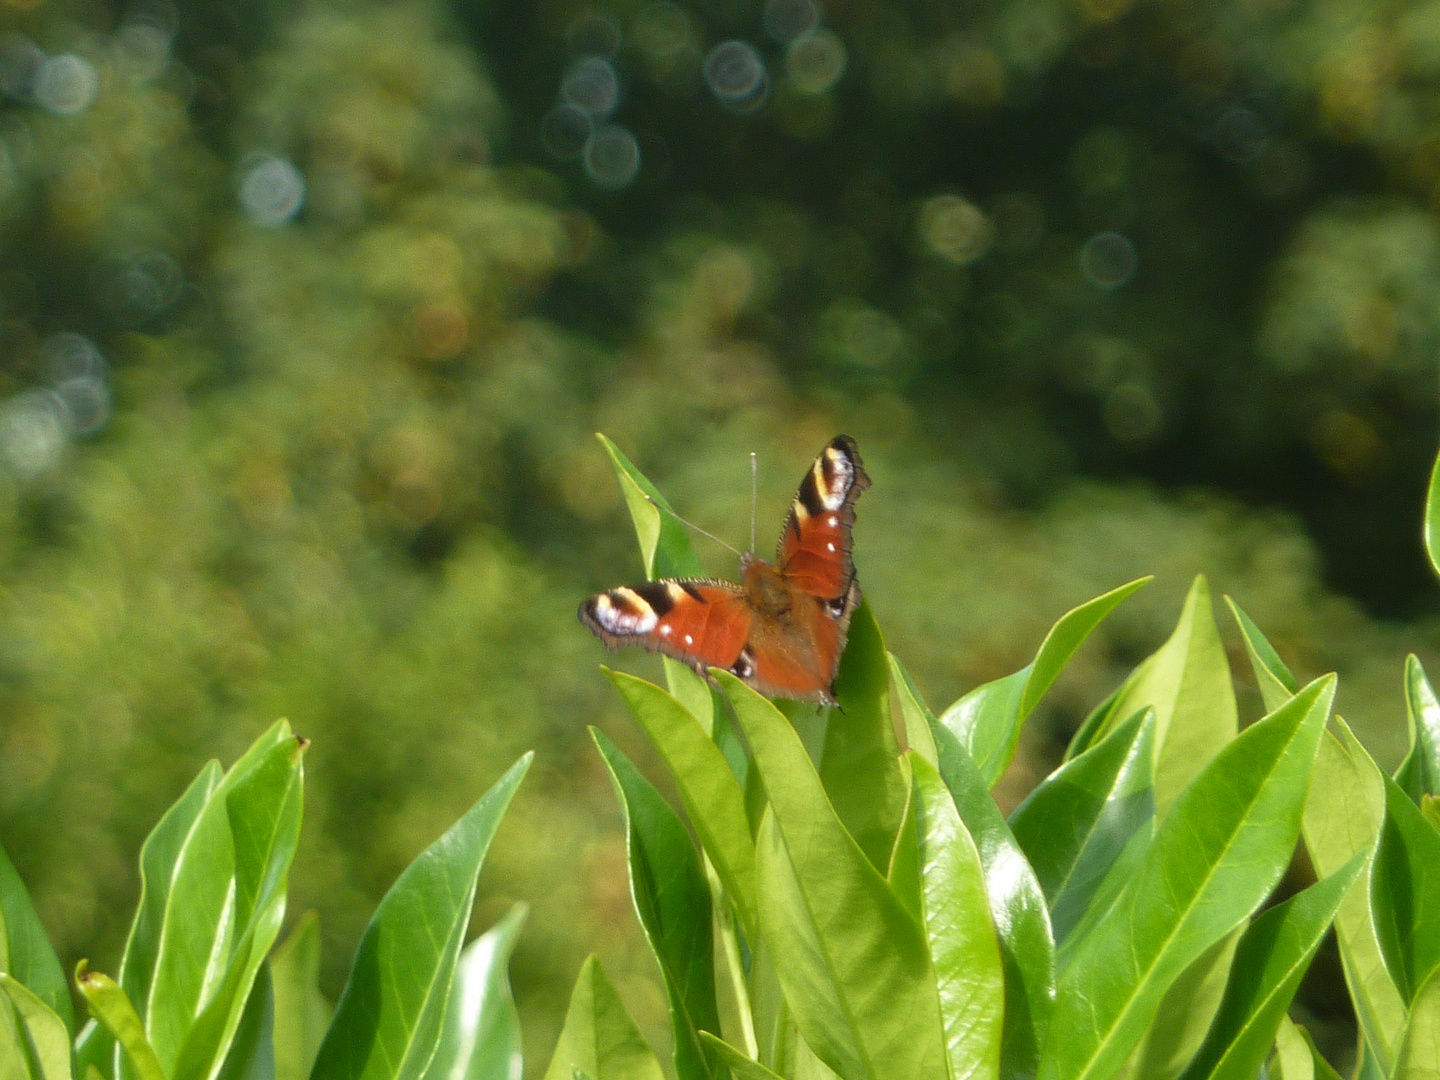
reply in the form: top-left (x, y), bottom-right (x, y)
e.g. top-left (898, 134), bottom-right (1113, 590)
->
top-left (579, 579), bottom-right (753, 674)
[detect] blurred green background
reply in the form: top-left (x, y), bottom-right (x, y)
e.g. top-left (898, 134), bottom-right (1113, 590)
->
top-left (0, 0), bottom-right (1437, 1070)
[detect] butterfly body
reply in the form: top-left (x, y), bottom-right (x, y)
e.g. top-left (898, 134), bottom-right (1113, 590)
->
top-left (580, 435), bottom-right (869, 705)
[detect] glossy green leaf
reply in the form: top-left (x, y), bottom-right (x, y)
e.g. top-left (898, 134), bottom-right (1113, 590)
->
top-left (1063, 684), bottom-right (1124, 763)
top-left (938, 578), bottom-right (1150, 788)
top-left (910, 753), bottom-right (1004, 1080)
top-left (1394, 968), bottom-right (1440, 1080)
top-left (720, 672), bottom-right (948, 1080)
top-left (1270, 1017), bottom-right (1342, 1080)
top-left (542, 956), bottom-right (665, 1080)
top-left (0, 973), bottom-right (72, 1080)
top-left (215, 962), bottom-right (273, 1080)
top-left (173, 730), bottom-right (306, 1080)
top-left (73, 1020), bottom-right (114, 1080)
top-left (76, 965), bottom-right (165, 1080)
top-left (605, 670), bottom-right (757, 944)
top-left (591, 729), bottom-right (719, 1080)
top-left (1118, 931), bottom-right (1239, 1080)
top-left (928, 719), bottom-right (1054, 1080)
top-left (1009, 707), bottom-right (1155, 945)
top-left (0, 841), bottom-right (72, 1034)
top-left (1397, 655), bottom-right (1440, 803)
top-left (311, 753), bottom-right (532, 1080)
top-left (698, 1034), bottom-right (786, 1080)
top-left (1372, 772), bottom-right (1440, 1003)
top-left (1424, 795), bottom-right (1440, 832)
top-left (1039, 674), bottom-right (1334, 1080)
top-left (888, 654), bottom-right (939, 764)
top-left (821, 601), bottom-right (907, 872)
top-left (1177, 853), bottom-right (1364, 1080)
top-left (420, 904), bottom-right (527, 1080)
top-left (1225, 598), bottom-right (1300, 714)
top-left (1102, 576), bottom-right (1237, 816)
top-left (116, 719), bottom-right (300, 1080)
top-left (271, 913), bottom-right (331, 1080)
top-left (1054, 823), bottom-right (1155, 976)
top-left (1301, 717), bottom-right (1405, 1071)
top-left (1425, 444), bottom-right (1440, 580)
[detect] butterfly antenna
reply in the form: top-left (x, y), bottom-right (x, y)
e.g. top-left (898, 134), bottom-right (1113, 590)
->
top-left (644, 494), bottom-right (744, 558)
top-left (750, 452), bottom-right (758, 555)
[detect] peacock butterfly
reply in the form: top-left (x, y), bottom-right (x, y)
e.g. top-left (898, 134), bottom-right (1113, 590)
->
top-left (579, 435), bottom-right (870, 706)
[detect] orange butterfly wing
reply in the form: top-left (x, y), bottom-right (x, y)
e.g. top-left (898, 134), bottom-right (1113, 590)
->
top-left (578, 579), bottom-right (753, 673)
top-left (776, 434), bottom-right (870, 601)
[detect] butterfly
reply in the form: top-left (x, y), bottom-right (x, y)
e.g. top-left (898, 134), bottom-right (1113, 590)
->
top-left (579, 435), bottom-right (870, 706)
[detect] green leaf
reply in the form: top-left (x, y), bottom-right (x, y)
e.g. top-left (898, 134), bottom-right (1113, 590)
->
top-left (74, 1020), bottom-right (114, 1080)
top-left (938, 578), bottom-right (1150, 787)
top-left (271, 914), bottom-right (332, 1080)
top-left (1054, 824), bottom-right (1155, 976)
top-left (311, 753), bottom-right (532, 1080)
top-left (1394, 967), bottom-right (1440, 1080)
top-left (605, 670), bottom-right (757, 944)
top-left (0, 840), bottom-right (72, 1034)
top-left (1372, 771), bottom-right (1440, 1003)
top-left (420, 904), bottom-right (528, 1080)
top-left (215, 962), bottom-right (274, 1080)
top-left (888, 654), bottom-right (938, 765)
top-left (1397, 655), bottom-right (1440, 803)
top-left (928, 719), bottom-right (1054, 1080)
top-left (720, 671), bottom-right (949, 1080)
top-left (1117, 930), bottom-right (1239, 1080)
top-left (591, 729), bottom-right (720, 1080)
top-left (1301, 717), bottom-right (1405, 1072)
top-left (1062, 685), bottom-right (1124, 763)
top-left (698, 1035), bottom-right (786, 1080)
top-left (821, 601), bottom-right (907, 872)
top-left (910, 753), bottom-right (1004, 1080)
top-left (1224, 598), bottom-right (1300, 714)
top-left (76, 965), bottom-right (166, 1080)
top-left (1009, 707), bottom-right (1156, 945)
top-left (1039, 674), bottom-right (1335, 1080)
top-left (1270, 1017), bottom-right (1343, 1080)
top-left (172, 731), bottom-right (306, 1080)
top-left (116, 719), bottom-right (300, 1079)
top-left (0, 973), bottom-right (72, 1080)
top-left (1424, 444), bottom-right (1440, 580)
top-left (1176, 853), bottom-right (1364, 1080)
top-left (542, 956), bottom-right (664, 1080)
top-left (1103, 576), bottom-right (1238, 816)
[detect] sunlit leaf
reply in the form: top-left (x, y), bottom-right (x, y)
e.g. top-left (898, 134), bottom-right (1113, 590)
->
top-left (821, 602), bottom-right (907, 872)
top-left (1424, 444), bottom-right (1440, 580)
top-left (1393, 968), bottom-right (1440, 1080)
top-left (1117, 931), bottom-right (1239, 1080)
top-left (698, 1034), bottom-right (786, 1080)
top-left (0, 841), bottom-right (72, 1034)
top-left (592, 729), bottom-right (720, 1080)
top-left (1302, 718), bottom-right (1406, 1070)
top-left (1009, 707), bottom-right (1155, 946)
top-left (311, 753), bottom-right (532, 1080)
top-left (270, 913), bottom-right (331, 1080)
top-left (1396, 655), bottom-right (1440, 803)
top-left (938, 578), bottom-right (1150, 787)
top-left (928, 719), bottom-right (1054, 1080)
top-left (721, 672), bottom-right (948, 1080)
top-left (0, 973), bottom-right (72, 1080)
top-left (542, 956), bottom-right (664, 1080)
top-left (1225, 598), bottom-right (1300, 714)
top-left (1372, 771), bottom-right (1440, 1003)
top-left (420, 904), bottom-right (527, 1080)
top-left (1176, 853), bottom-right (1363, 1080)
top-left (605, 670), bottom-right (757, 944)
top-left (910, 753), bottom-right (1004, 1080)
top-left (1039, 675), bottom-right (1334, 1080)
top-left (888, 654), bottom-right (939, 764)
top-left (76, 965), bottom-right (165, 1080)
top-left (214, 963), bottom-right (273, 1080)
top-left (1270, 1016), bottom-right (1342, 1080)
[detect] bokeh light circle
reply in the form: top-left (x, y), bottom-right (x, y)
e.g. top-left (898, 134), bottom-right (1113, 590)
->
top-left (920, 194), bottom-right (994, 264)
top-left (39, 333), bottom-right (105, 383)
top-left (583, 124), bottom-right (641, 189)
top-left (540, 105), bottom-right (592, 160)
top-left (787, 30), bottom-right (846, 94)
top-left (34, 54), bottom-right (99, 115)
top-left (704, 41), bottom-right (769, 109)
top-left (1080, 231), bottom-right (1137, 289)
top-left (238, 155), bottom-right (306, 227)
top-left (560, 57), bottom-right (620, 119)
top-left (0, 389), bottom-right (69, 477)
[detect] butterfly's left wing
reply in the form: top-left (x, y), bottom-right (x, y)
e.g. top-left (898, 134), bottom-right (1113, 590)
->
top-left (775, 434), bottom-right (871, 605)
top-left (579, 579), bottom-right (754, 674)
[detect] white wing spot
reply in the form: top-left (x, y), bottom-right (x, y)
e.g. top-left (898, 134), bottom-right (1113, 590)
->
top-left (828, 516), bottom-right (838, 527)
top-left (685, 634), bottom-right (694, 645)
top-left (596, 588), bottom-right (657, 634)
top-left (660, 625), bottom-right (672, 636)
top-left (827, 542), bottom-right (835, 551)
top-left (819, 450), bottom-right (853, 510)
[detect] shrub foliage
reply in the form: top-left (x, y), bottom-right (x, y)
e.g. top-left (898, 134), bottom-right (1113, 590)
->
top-left (2, 440), bottom-right (1440, 1080)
